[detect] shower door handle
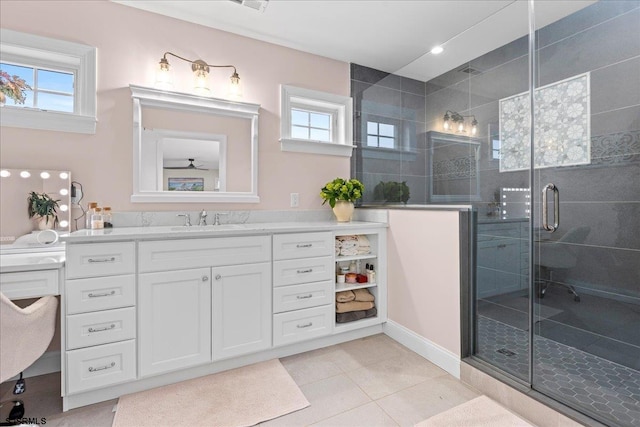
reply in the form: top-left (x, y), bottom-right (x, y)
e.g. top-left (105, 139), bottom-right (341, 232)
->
top-left (541, 183), bottom-right (560, 232)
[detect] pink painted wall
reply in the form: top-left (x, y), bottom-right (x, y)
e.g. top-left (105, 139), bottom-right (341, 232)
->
top-left (387, 209), bottom-right (461, 356)
top-left (0, 0), bottom-right (350, 214)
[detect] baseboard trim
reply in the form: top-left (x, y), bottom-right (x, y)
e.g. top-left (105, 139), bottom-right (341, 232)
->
top-left (384, 320), bottom-right (461, 378)
top-left (9, 350), bottom-right (61, 380)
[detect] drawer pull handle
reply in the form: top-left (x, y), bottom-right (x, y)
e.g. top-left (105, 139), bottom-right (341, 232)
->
top-left (296, 294), bottom-right (313, 299)
top-left (215, 275), bottom-right (221, 281)
top-left (88, 362), bottom-right (115, 372)
top-left (88, 324), bottom-right (116, 333)
top-left (297, 322), bottom-right (313, 329)
top-left (296, 243), bottom-right (313, 248)
top-left (203, 276), bottom-right (210, 282)
top-left (88, 290), bottom-right (116, 298)
top-left (297, 269), bottom-right (313, 274)
top-left (88, 257), bottom-right (116, 263)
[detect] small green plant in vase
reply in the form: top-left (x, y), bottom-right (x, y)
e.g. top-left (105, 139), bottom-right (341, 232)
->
top-left (28, 191), bottom-right (60, 230)
top-left (320, 177), bottom-right (364, 222)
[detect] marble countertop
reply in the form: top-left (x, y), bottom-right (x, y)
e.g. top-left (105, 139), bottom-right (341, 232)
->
top-left (62, 220), bottom-right (388, 243)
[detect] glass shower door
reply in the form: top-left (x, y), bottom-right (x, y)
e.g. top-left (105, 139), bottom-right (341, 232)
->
top-left (531, 2), bottom-right (640, 426)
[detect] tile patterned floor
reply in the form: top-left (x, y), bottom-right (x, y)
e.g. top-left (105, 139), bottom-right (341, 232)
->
top-left (476, 315), bottom-right (640, 427)
top-left (1, 334), bottom-right (482, 427)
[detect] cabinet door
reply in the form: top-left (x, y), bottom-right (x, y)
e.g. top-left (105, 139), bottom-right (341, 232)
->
top-left (212, 263), bottom-right (271, 360)
top-left (139, 268), bottom-right (211, 377)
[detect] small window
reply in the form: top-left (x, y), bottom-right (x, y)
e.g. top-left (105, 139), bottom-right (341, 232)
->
top-left (0, 29), bottom-right (96, 134)
top-left (280, 85), bottom-right (354, 157)
top-left (492, 139), bottom-right (501, 160)
top-left (366, 121), bottom-right (396, 149)
top-left (1, 62), bottom-right (75, 112)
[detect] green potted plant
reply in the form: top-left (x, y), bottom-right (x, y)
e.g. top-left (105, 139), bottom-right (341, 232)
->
top-left (320, 177), bottom-right (364, 222)
top-left (27, 191), bottom-right (60, 230)
top-left (373, 181), bottom-right (410, 204)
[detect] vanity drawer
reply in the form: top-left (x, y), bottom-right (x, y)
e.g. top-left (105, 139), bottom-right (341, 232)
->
top-left (273, 256), bottom-right (333, 287)
top-left (273, 305), bottom-right (333, 347)
top-left (66, 307), bottom-right (136, 350)
top-left (66, 242), bottom-right (135, 279)
top-left (273, 232), bottom-right (333, 260)
top-left (139, 236), bottom-right (271, 273)
top-left (66, 340), bottom-right (136, 394)
top-left (65, 275), bottom-right (135, 314)
top-left (0, 269), bottom-right (58, 299)
top-left (273, 280), bottom-right (333, 313)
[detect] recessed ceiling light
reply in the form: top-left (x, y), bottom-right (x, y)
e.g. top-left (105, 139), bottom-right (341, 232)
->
top-left (431, 46), bottom-right (444, 55)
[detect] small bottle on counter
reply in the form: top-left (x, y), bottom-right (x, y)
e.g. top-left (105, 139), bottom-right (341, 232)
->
top-left (85, 202), bottom-right (98, 229)
top-left (103, 207), bottom-right (113, 228)
top-left (349, 260), bottom-right (357, 273)
top-left (367, 264), bottom-right (376, 284)
top-left (91, 207), bottom-right (104, 229)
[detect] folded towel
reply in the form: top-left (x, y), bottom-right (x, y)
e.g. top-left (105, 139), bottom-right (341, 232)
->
top-left (356, 235), bottom-right (371, 255)
top-left (353, 288), bottom-right (374, 302)
top-left (336, 290), bottom-right (355, 302)
top-left (365, 307), bottom-right (377, 318)
top-left (335, 307), bottom-right (377, 323)
top-left (335, 300), bottom-right (375, 313)
top-left (336, 310), bottom-right (366, 323)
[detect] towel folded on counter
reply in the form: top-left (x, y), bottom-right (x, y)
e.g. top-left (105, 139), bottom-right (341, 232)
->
top-left (352, 288), bottom-right (374, 302)
top-left (335, 235), bottom-right (371, 256)
top-left (336, 307), bottom-right (377, 323)
top-left (335, 300), bottom-right (375, 313)
top-left (336, 290), bottom-right (355, 302)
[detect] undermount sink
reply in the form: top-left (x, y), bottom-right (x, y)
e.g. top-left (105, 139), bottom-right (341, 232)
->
top-left (169, 224), bottom-right (245, 232)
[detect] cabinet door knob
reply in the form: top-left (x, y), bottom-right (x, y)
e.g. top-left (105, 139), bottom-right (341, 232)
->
top-left (215, 274), bottom-right (221, 281)
top-left (202, 276), bottom-right (209, 282)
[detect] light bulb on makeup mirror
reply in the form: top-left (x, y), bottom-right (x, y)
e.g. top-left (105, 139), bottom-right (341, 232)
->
top-left (0, 170), bottom-right (10, 178)
top-left (60, 204), bottom-right (69, 212)
top-left (59, 172), bottom-right (69, 179)
top-left (40, 171), bottom-right (50, 179)
top-left (60, 188), bottom-right (69, 196)
top-left (20, 171), bottom-right (31, 178)
top-left (59, 220), bottom-right (69, 228)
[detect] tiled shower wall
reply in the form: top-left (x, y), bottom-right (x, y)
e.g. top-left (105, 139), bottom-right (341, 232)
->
top-left (352, 1), bottom-right (639, 299)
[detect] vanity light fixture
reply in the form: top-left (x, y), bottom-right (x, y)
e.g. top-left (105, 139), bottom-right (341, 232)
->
top-left (443, 110), bottom-right (478, 135)
top-left (155, 52), bottom-right (242, 99)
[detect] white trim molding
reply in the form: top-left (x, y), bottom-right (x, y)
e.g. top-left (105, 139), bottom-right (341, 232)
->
top-left (0, 29), bottom-right (97, 134)
top-left (280, 84), bottom-right (354, 157)
top-left (384, 319), bottom-right (461, 378)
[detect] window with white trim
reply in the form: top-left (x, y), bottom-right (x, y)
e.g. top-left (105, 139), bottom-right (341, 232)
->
top-left (366, 121), bottom-right (396, 149)
top-left (0, 29), bottom-right (97, 134)
top-left (280, 85), bottom-right (354, 157)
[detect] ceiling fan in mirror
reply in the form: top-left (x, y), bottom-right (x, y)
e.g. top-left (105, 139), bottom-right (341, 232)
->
top-left (163, 158), bottom-right (206, 170)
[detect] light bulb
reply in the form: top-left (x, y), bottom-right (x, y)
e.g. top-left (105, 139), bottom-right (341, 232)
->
top-left (155, 57), bottom-right (173, 90)
top-left (458, 122), bottom-right (464, 132)
top-left (20, 171), bottom-right (31, 178)
top-left (59, 220), bottom-right (69, 228)
top-left (60, 204), bottom-right (69, 212)
top-left (443, 120), bottom-right (450, 130)
top-left (40, 171), bottom-right (50, 179)
top-left (59, 172), bottom-right (69, 179)
top-left (471, 125), bottom-right (477, 135)
top-left (60, 188), bottom-right (69, 196)
top-left (228, 71), bottom-right (243, 99)
top-left (0, 170), bottom-right (10, 178)
top-left (192, 60), bottom-right (211, 96)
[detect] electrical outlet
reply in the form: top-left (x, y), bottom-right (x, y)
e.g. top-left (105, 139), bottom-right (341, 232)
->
top-left (71, 183), bottom-right (83, 205)
top-left (290, 193), bottom-right (299, 208)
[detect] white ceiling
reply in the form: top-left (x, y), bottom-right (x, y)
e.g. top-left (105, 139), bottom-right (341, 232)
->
top-left (114, 0), bottom-right (595, 82)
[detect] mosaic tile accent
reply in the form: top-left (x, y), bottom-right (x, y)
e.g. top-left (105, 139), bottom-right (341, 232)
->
top-left (499, 73), bottom-right (591, 172)
top-left (476, 315), bottom-right (640, 426)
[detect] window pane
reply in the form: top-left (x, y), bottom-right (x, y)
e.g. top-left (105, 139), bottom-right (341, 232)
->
top-left (4, 90), bottom-right (34, 108)
top-left (292, 125), bottom-right (309, 139)
top-left (367, 135), bottom-right (378, 146)
top-left (379, 137), bottom-right (395, 149)
top-left (37, 92), bottom-right (74, 112)
top-left (291, 109), bottom-right (309, 126)
top-left (1, 62), bottom-right (34, 87)
top-left (379, 123), bottom-right (394, 137)
top-left (310, 128), bottom-right (330, 142)
top-left (367, 121), bottom-right (378, 135)
top-left (310, 112), bottom-right (330, 130)
top-left (37, 69), bottom-right (74, 93)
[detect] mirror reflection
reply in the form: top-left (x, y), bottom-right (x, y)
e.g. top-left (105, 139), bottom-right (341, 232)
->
top-left (0, 168), bottom-right (71, 245)
top-left (428, 131), bottom-right (481, 202)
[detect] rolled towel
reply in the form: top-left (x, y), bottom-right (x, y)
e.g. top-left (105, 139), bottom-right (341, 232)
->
top-left (335, 300), bottom-right (375, 313)
top-left (336, 290), bottom-right (355, 303)
top-left (364, 307), bottom-right (377, 318)
top-left (353, 288), bottom-right (374, 302)
top-left (336, 310), bottom-right (366, 323)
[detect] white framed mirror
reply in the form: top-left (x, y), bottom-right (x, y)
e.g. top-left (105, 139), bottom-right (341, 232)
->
top-left (130, 85), bottom-right (260, 203)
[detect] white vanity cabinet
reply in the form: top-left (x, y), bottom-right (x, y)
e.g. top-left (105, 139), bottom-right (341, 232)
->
top-left (137, 236), bottom-right (271, 376)
top-left (64, 241), bottom-right (137, 395)
top-left (272, 232), bottom-right (335, 346)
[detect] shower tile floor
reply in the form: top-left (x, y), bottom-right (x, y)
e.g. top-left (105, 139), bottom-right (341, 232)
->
top-left (477, 315), bottom-right (640, 426)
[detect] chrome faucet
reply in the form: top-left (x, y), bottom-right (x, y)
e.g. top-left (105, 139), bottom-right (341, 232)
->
top-left (212, 212), bottom-right (228, 226)
top-left (198, 210), bottom-right (208, 226)
top-left (176, 213), bottom-right (191, 227)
